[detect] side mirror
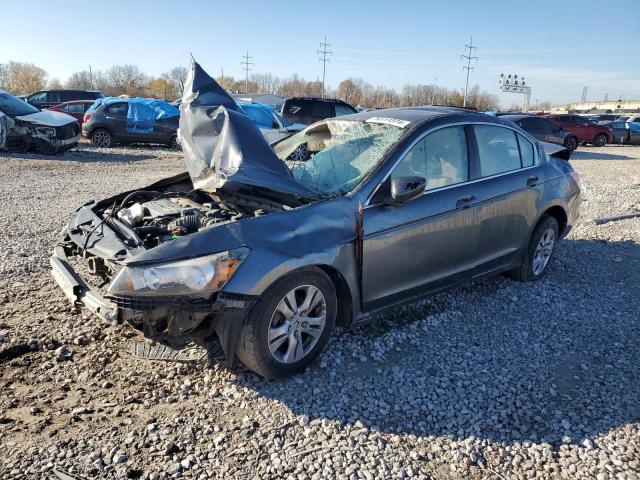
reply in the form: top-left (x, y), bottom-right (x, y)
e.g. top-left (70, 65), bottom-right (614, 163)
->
top-left (390, 176), bottom-right (426, 204)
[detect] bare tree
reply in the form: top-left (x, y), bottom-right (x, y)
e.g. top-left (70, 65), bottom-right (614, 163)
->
top-left (166, 66), bottom-right (187, 97)
top-left (65, 70), bottom-right (93, 90)
top-left (108, 64), bottom-right (147, 96)
top-left (147, 77), bottom-right (179, 100)
top-left (4, 62), bottom-right (47, 95)
top-left (0, 63), bottom-right (8, 89)
top-left (48, 78), bottom-right (63, 89)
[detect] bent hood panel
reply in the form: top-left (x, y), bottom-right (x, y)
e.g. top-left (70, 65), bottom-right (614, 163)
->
top-left (16, 109), bottom-right (77, 127)
top-left (180, 59), bottom-right (315, 197)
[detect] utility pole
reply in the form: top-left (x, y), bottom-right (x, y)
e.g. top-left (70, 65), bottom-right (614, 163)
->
top-left (241, 51), bottom-right (253, 94)
top-left (581, 86), bottom-right (588, 103)
top-left (317, 36), bottom-right (332, 99)
top-left (89, 65), bottom-right (93, 89)
top-left (460, 37), bottom-right (477, 107)
top-left (431, 77), bottom-right (438, 105)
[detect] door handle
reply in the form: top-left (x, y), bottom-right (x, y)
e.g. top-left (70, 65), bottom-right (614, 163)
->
top-left (527, 176), bottom-right (539, 186)
top-left (456, 195), bottom-right (475, 208)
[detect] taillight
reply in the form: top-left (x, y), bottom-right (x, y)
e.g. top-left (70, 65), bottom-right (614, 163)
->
top-left (83, 113), bottom-right (91, 122)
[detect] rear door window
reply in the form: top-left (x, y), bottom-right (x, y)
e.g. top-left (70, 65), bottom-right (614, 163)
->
top-left (285, 101), bottom-right (305, 115)
top-left (311, 102), bottom-right (332, 118)
top-left (335, 104), bottom-right (356, 116)
top-left (474, 125), bottom-right (522, 177)
top-left (105, 102), bottom-right (128, 118)
top-left (66, 103), bottom-right (85, 114)
top-left (47, 92), bottom-right (62, 104)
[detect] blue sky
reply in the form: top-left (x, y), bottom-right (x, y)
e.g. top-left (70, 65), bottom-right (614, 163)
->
top-left (2, 0), bottom-right (639, 106)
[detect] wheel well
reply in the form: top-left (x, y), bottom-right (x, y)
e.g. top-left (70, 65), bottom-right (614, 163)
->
top-left (92, 127), bottom-right (112, 137)
top-left (315, 264), bottom-right (353, 327)
top-left (543, 206), bottom-right (567, 235)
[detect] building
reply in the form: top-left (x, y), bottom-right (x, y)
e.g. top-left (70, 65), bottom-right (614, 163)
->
top-left (550, 99), bottom-right (640, 114)
top-left (231, 93), bottom-right (284, 109)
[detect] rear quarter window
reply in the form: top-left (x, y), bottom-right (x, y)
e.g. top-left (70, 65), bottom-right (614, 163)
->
top-left (517, 133), bottom-right (535, 167)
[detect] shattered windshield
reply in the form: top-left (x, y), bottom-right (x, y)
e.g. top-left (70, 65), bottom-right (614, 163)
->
top-left (0, 92), bottom-right (40, 116)
top-left (274, 119), bottom-right (406, 196)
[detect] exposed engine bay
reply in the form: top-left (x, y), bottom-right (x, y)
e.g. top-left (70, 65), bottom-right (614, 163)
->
top-left (106, 184), bottom-right (293, 250)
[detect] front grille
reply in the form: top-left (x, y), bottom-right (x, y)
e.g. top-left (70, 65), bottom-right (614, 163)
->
top-left (110, 294), bottom-right (217, 312)
top-left (56, 122), bottom-right (80, 140)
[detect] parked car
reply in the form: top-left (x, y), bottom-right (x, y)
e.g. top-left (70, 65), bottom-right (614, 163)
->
top-left (625, 115), bottom-right (640, 124)
top-left (606, 120), bottom-right (640, 145)
top-left (544, 114), bottom-right (613, 146)
top-left (238, 101), bottom-right (305, 144)
top-left (50, 60), bottom-right (581, 378)
top-left (25, 90), bottom-right (104, 110)
top-left (280, 97), bottom-right (358, 125)
top-left (82, 97), bottom-right (180, 148)
top-left (47, 100), bottom-right (96, 127)
top-left (0, 89), bottom-right (80, 153)
top-left (501, 114), bottom-right (578, 153)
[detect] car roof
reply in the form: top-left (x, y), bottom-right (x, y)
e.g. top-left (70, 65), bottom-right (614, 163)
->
top-left (499, 114), bottom-right (543, 121)
top-left (237, 101), bottom-right (273, 111)
top-left (344, 106), bottom-right (490, 125)
top-left (285, 97), bottom-right (351, 104)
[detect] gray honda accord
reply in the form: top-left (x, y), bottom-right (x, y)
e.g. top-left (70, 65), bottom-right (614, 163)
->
top-left (50, 60), bottom-right (581, 378)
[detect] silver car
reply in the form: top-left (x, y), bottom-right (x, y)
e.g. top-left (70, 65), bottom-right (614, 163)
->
top-left (50, 61), bottom-right (581, 378)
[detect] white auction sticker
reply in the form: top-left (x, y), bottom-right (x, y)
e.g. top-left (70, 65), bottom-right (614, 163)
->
top-left (365, 117), bottom-right (411, 128)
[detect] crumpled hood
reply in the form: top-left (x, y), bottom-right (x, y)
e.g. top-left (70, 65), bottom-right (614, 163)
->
top-left (16, 109), bottom-right (77, 127)
top-left (179, 59), bottom-right (315, 197)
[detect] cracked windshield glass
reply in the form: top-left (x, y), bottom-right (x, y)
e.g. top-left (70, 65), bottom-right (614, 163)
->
top-left (274, 119), bottom-right (406, 196)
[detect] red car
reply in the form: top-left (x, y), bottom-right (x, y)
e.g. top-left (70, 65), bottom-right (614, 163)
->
top-left (47, 100), bottom-right (96, 127)
top-left (545, 114), bottom-right (613, 147)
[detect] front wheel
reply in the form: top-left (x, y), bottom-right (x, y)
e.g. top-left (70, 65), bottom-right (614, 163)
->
top-left (510, 215), bottom-right (559, 282)
top-left (236, 267), bottom-right (336, 378)
top-left (593, 133), bottom-right (608, 147)
top-left (564, 135), bottom-right (578, 151)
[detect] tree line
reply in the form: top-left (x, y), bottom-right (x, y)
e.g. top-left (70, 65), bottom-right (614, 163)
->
top-left (0, 60), bottom-right (501, 111)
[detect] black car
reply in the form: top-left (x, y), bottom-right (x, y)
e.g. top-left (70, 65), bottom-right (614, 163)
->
top-left (26, 90), bottom-right (103, 110)
top-left (82, 98), bottom-right (180, 148)
top-left (280, 97), bottom-right (358, 125)
top-left (606, 120), bottom-right (640, 145)
top-left (49, 60), bottom-right (582, 379)
top-left (501, 114), bottom-right (578, 153)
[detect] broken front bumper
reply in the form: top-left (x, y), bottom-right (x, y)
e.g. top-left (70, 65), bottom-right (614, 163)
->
top-left (50, 245), bottom-right (119, 324)
top-left (49, 245), bottom-right (257, 366)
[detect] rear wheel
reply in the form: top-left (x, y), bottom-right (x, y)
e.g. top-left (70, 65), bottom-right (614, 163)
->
top-left (168, 136), bottom-right (181, 150)
top-left (593, 133), bottom-right (608, 147)
top-left (564, 135), bottom-right (578, 151)
top-left (91, 129), bottom-right (112, 148)
top-left (236, 267), bottom-right (336, 378)
top-left (510, 215), bottom-right (559, 282)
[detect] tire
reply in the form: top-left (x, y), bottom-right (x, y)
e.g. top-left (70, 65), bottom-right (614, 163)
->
top-left (168, 136), bottom-right (181, 150)
top-left (510, 215), bottom-right (559, 282)
top-left (91, 128), bottom-right (113, 148)
top-left (564, 135), bottom-right (578, 151)
top-left (593, 133), bottom-right (608, 147)
top-left (236, 267), bottom-right (336, 378)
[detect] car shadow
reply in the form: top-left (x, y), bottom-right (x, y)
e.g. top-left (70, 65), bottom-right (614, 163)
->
top-left (571, 150), bottom-right (635, 161)
top-left (236, 238), bottom-right (640, 447)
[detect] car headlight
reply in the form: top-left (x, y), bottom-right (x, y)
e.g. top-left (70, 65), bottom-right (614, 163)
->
top-left (107, 248), bottom-right (249, 297)
top-left (35, 126), bottom-right (56, 137)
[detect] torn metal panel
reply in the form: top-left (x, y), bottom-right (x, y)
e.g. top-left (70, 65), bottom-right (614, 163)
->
top-left (179, 59), bottom-right (316, 197)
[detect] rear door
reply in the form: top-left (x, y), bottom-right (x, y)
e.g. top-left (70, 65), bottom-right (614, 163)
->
top-left (362, 125), bottom-right (481, 310)
top-left (465, 124), bottom-right (543, 271)
top-left (102, 102), bottom-right (129, 141)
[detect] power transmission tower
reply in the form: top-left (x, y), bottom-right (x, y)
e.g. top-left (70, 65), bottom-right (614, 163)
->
top-left (581, 86), bottom-right (587, 103)
top-left (317, 36), bottom-right (332, 99)
top-left (461, 37), bottom-right (478, 107)
top-left (241, 51), bottom-right (254, 94)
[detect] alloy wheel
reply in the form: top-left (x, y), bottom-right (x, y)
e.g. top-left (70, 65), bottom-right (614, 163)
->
top-left (93, 131), bottom-right (111, 147)
top-left (267, 285), bottom-right (326, 364)
top-left (532, 228), bottom-right (556, 276)
top-left (289, 143), bottom-right (308, 162)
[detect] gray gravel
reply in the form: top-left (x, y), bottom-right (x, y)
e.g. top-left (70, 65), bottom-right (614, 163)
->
top-left (0, 141), bottom-right (638, 479)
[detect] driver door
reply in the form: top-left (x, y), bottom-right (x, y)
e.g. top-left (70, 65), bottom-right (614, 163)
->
top-left (362, 125), bottom-right (481, 311)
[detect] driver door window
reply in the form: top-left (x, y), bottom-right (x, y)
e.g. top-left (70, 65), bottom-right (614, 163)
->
top-left (391, 126), bottom-right (469, 191)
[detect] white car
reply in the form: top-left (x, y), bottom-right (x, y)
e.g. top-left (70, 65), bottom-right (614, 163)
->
top-left (238, 101), bottom-right (306, 144)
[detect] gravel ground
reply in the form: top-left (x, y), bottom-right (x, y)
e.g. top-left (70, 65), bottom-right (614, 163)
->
top-left (0, 141), bottom-right (638, 479)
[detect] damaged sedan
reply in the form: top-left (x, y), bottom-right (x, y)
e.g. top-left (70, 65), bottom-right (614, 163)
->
top-left (0, 90), bottom-right (80, 154)
top-left (50, 60), bottom-right (581, 378)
